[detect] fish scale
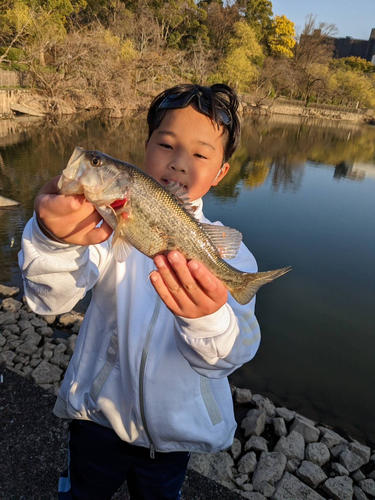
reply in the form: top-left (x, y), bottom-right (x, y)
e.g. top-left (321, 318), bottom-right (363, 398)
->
top-left (58, 147), bottom-right (291, 305)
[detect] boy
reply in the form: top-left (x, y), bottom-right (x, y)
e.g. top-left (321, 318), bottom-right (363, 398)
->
top-left (19, 84), bottom-right (261, 500)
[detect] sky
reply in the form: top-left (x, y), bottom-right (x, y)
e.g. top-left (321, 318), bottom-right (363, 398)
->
top-left (271, 0), bottom-right (374, 40)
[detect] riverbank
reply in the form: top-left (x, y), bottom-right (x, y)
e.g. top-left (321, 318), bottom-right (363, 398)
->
top-left (0, 285), bottom-right (374, 499)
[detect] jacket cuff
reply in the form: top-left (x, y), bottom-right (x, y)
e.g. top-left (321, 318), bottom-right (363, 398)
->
top-left (31, 214), bottom-right (85, 255)
top-left (175, 303), bottom-right (231, 339)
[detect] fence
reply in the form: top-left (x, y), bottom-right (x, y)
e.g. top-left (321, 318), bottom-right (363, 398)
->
top-left (0, 69), bottom-right (20, 87)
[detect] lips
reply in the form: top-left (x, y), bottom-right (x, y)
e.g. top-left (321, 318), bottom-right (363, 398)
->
top-left (162, 178), bottom-right (187, 189)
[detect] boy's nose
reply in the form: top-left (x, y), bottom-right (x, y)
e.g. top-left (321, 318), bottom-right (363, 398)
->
top-left (169, 164), bottom-right (186, 174)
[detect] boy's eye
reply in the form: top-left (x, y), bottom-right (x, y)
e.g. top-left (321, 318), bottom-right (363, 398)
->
top-left (159, 143), bottom-right (172, 149)
top-left (195, 153), bottom-right (207, 160)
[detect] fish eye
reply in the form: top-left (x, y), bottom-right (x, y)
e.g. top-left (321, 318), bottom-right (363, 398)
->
top-left (91, 156), bottom-right (101, 167)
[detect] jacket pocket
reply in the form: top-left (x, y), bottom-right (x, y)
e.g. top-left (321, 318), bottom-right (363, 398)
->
top-left (200, 376), bottom-right (223, 426)
top-left (89, 332), bottom-right (118, 403)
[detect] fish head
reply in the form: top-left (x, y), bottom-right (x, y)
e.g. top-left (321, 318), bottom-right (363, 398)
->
top-left (58, 148), bottom-right (131, 205)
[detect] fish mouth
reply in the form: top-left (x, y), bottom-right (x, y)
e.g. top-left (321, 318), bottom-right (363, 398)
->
top-left (162, 178), bottom-right (187, 190)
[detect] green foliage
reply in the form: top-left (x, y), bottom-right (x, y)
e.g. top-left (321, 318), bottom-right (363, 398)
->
top-left (331, 56), bottom-right (375, 74)
top-left (0, 46), bottom-right (25, 61)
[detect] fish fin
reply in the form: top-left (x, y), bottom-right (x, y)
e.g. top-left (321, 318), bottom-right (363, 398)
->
top-left (231, 267), bottom-right (291, 305)
top-left (165, 181), bottom-right (196, 217)
top-left (201, 223), bottom-right (243, 259)
top-left (111, 217), bottom-right (133, 262)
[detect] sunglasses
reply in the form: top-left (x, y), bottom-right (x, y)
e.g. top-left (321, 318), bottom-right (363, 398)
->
top-left (158, 90), bottom-right (231, 126)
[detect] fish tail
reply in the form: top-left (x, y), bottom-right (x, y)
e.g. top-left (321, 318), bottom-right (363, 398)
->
top-left (230, 266), bottom-right (291, 305)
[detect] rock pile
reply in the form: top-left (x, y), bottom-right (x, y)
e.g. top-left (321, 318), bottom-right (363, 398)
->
top-left (0, 285), bottom-right (374, 500)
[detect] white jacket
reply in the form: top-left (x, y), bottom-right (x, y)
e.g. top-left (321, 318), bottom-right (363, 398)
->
top-left (19, 200), bottom-right (261, 455)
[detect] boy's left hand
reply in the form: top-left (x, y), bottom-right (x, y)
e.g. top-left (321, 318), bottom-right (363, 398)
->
top-left (150, 251), bottom-right (228, 318)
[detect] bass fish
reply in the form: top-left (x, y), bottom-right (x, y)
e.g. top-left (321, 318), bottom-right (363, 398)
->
top-left (58, 147), bottom-right (290, 305)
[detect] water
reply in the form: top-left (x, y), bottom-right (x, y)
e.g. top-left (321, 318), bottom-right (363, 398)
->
top-left (1, 113), bottom-right (374, 446)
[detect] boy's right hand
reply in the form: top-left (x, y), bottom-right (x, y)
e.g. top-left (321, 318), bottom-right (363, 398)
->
top-left (34, 176), bottom-right (113, 246)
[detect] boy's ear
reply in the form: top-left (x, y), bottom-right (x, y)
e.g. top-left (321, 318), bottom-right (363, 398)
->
top-left (211, 162), bottom-right (230, 187)
top-left (144, 139), bottom-right (149, 151)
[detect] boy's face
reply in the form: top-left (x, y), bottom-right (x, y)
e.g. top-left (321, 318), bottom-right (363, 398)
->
top-left (144, 105), bottom-right (230, 202)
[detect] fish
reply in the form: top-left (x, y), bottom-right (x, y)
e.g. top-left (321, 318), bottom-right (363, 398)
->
top-left (57, 147), bottom-right (291, 305)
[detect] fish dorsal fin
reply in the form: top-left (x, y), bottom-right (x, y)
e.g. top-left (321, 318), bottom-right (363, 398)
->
top-left (201, 223), bottom-right (243, 259)
top-left (165, 181), bottom-right (196, 217)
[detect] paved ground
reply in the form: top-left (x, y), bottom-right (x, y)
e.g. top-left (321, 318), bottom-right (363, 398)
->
top-left (0, 368), bottom-right (242, 500)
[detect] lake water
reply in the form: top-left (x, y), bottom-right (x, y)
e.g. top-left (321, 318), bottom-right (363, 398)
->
top-left (1, 113), bottom-right (374, 446)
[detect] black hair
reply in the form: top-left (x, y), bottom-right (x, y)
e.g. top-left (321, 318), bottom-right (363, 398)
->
top-left (147, 84), bottom-right (241, 162)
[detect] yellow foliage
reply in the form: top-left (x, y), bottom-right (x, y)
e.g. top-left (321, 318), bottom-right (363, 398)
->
top-left (120, 39), bottom-right (138, 63)
top-left (268, 15), bottom-right (296, 59)
top-left (330, 69), bottom-right (375, 108)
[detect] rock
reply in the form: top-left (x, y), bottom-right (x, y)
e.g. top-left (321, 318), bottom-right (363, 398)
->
top-left (244, 436), bottom-right (268, 453)
top-left (20, 326), bottom-right (36, 340)
top-left (4, 339), bottom-right (23, 350)
top-left (58, 311), bottom-right (84, 328)
top-left (30, 317), bottom-right (47, 328)
top-left (37, 326), bottom-right (54, 337)
top-left (322, 476), bottom-right (353, 500)
top-left (274, 431), bottom-right (305, 461)
top-left (358, 479), bottom-right (375, 496)
top-left (367, 471), bottom-right (375, 480)
top-left (256, 482), bottom-right (274, 498)
top-left (286, 459), bottom-right (301, 473)
top-left (234, 387), bottom-right (253, 404)
top-left (229, 438), bottom-right (242, 460)
top-left (331, 444), bottom-right (349, 459)
top-left (0, 333), bottom-right (6, 347)
top-left (0, 284), bottom-right (20, 297)
top-left (252, 451), bottom-right (286, 489)
top-left (319, 428), bottom-right (347, 448)
top-left (233, 473), bottom-right (248, 486)
top-left (273, 472), bottom-right (325, 500)
top-left (15, 342), bottom-right (38, 356)
top-left (188, 451), bottom-right (235, 490)
top-left (241, 409), bottom-right (266, 437)
top-left (297, 460), bottom-right (327, 489)
top-left (0, 350), bottom-right (17, 365)
top-left (1, 298), bottom-right (23, 312)
top-left (275, 407), bottom-right (296, 422)
top-left (237, 452), bottom-right (257, 474)
top-left (50, 353), bottom-right (70, 369)
top-left (66, 335), bottom-right (77, 356)
top-left (29, 358), bottom-right (42, 368)
top-left (273, 417), bottom-right (287, 437)
top-left (352, 470), bottom-right (366, 482)
top-left (353, 485), bottom-right (369, 500)
top-left (22, 365), bottom-right (33, 377)
top-left (290, 417), bottom-right (320, 443)
top-left (24, 330), bottom-right (42, 346)
top-left (31, 360), bottom-right (63, 384)
top-left (71, 322), bottom-right (81, 333)
top-left (0, 312), bottom-right (17, 325)
top-left (41, 314), bottom-right (56, 325)
top-left (6, 324), bottom-right (20, 334)
top-left (240, 493), bottom-right (267, 500)
top-left (42, 350), bottom-right (53, 360)
top-left (331, 463), bottom-right (349, 476)
top-left (252, 394), bottom-right (276, 417)
top-left (340, 449), bottom-right (365, 473)
top-left (305, 442), bottom-right (331, 467)
top-left (18, 319), bottom-right (32, 331)
top-left (349, 441), bottom-right (371, 464)
top-left (54, 343), bottom-right (67, 354)
top-left (241, 484), bottom-right (254, 492)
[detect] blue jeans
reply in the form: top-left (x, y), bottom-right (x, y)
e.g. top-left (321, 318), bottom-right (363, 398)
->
top-left (58, 420), bottom-right (190, 500)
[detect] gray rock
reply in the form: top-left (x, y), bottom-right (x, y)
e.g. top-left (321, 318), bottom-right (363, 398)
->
top-left (237, 452), bottom-right (257, 474)
top-left (322, 476), bottom-right (353, 500)
top-left (367, 471), bottom-right (375, 480)
top-left (244, 436), bottom-right (268, 453)
top-left (0, 350), bottom-right (17, 365)
top-left (252, 394), bottom-right (276, 417)
top-left (0, 333), bottom-right (6, 347)
top-left (55, 337), bottom-right (68, 345)
top-left (331, 463), bottom-right (349, 476)
top-left (0, 284), bottom-right (19, 296)
top-left (353, 485), bottom-right (369, 500)
top-left (18, 319), bottom-right (32, 331)
top-left (233, 473), bottom-right (248, 486)
top-left (234, 388), bottom-right (253, 404)
top-left (340, 449), bottom-right (365, 472)
top-left (241, 483), bottom-right (254, 492)
top-left (20, 326), bottom-right (36, 340)
top-left (256, 482), bottom-right (274, 498)
top-left (290, 417), bottom-right (320, 443)
top-left (305, 442), bottom-right (331, 467)
top-left (274, 431), bottom-right (305, 461)
top-left (6, 324), bottom-right (20, 334)
top-left (1, 298), bottom-right (23, 312)
top-left (71, 322), bottom-right (81, 333)
top-left (241, 409), bottom-right (266, 437)
top-left (297, 460), bottom-right (327, 489)
top-left (252, 451), bottom-right (286, 489)
top-left (240, 493), bottom-right (267, 500)
top-left (54, 343), bottom-right (67, 354)
top-left (50, 353), bottom-right (70, 369)
top-left (273, 417), bottom-right (287, 437)
top-left (349, 441), bottom-right (371, 464)
top-left (29, 358), bottom-right (42, 368)
top-left (14, 355), bottom-right (27, 364)
top-left (352, 470), bottom-right (366, 482)
top-left (0, 312), bottom-right (17, 325)
top-left (286, 459), bottom-right (301, 473)
top-left (22, 365), bottom-right (34, 377)
top-left (37, 326), bottom-right (54, 337)
top-left (42, 350), bottom-right (53, 360)
top-left (1, 328), bottom-right (11, 338)
top-left (4, 339), bottom-right (23, 350)
top-left (24, 330), bottom-right (42, 346)
top-left (66, 335), bottom-right (77, 356)
top-left (358, 479), bottom-right (375, 496)
top-left (229, 438), bottom-right (242, 460)
top-left (31, 360), bottom-right (63, 384)
top-left (331, 444), bottom-right (349, 459)
top-left (188, 451), bottom-right (235, 490)
top-left (319, 428), bottom-right (346, 448)
top-left (273, 471), bottom-right (325, 500)
top-left (15, 342), bottom-right (38, 356)
top-left (275, 407), bottom-right (296, 422)
top-left (30, 317), bottom-right (47, 328)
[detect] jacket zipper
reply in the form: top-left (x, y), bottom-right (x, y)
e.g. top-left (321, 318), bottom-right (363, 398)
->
top-left (139, 295), bottom-right (161, 459)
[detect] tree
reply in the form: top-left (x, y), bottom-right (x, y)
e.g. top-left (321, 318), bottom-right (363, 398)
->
top-left (267, 15), bottom-right (296, 58)
top-left (240, 0), bottom-right (273, 39)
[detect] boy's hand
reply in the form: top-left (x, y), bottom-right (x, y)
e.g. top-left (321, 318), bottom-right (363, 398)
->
top-left (34, 176), bottom-right (113, 245)
top-left (150, 251), bottom-right (228, 318)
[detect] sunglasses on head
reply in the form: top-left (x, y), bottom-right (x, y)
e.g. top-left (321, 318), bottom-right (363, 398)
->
top-left (158, 90), bottom-right (231, 126)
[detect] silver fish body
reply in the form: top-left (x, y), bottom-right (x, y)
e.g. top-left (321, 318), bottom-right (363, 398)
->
top-left (58, 147), bottom-right (290, 304)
